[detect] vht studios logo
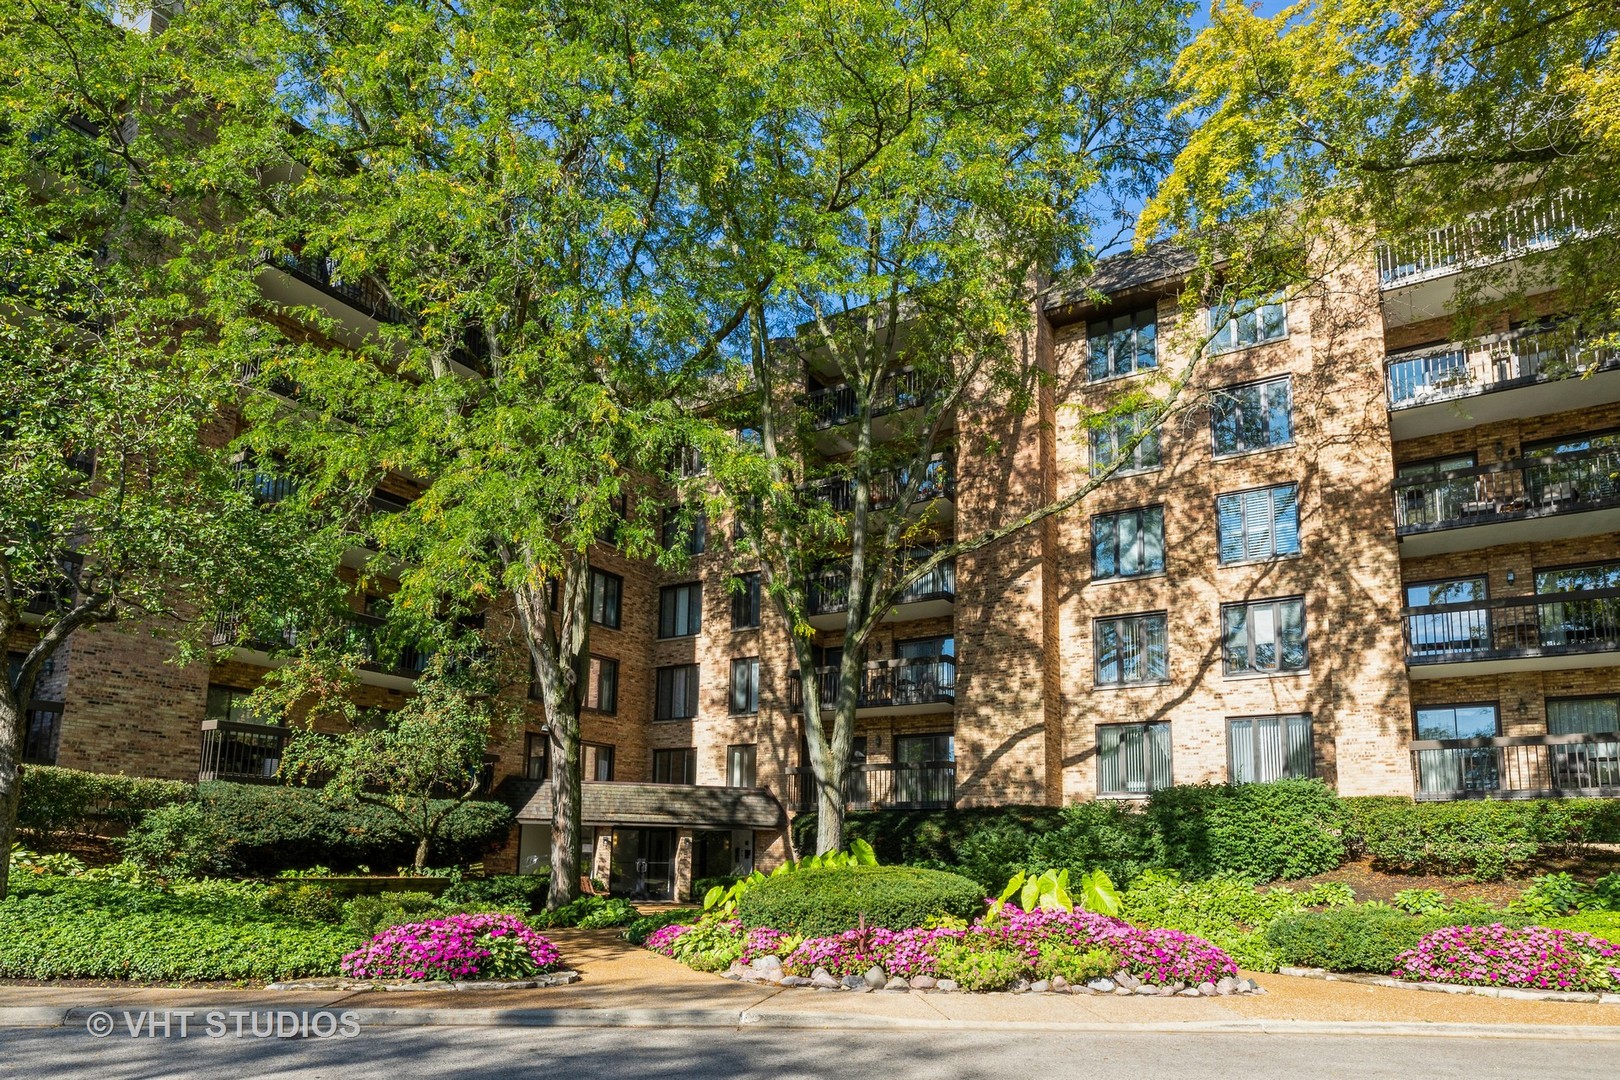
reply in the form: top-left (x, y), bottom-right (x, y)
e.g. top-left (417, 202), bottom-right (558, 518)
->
top-left (85, 1009), bottom-right (362, 1040)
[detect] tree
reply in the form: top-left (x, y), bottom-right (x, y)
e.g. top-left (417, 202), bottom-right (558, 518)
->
top-left (681, 0), bottom-right (1199, 853)
top-left (0, 3), bottom-right (313, 900)
top-left (1141, 0), bottom-right (1620, 331)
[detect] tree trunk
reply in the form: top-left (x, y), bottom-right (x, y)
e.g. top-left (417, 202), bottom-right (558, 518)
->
top-left (814, 763), bottom-right (845, 855)
top-left (548, 717), bottom-right (582, 908)
top-left (0, 696), bottom-right (20, 902)
top-left (413, 832), bottom-right (431, 870)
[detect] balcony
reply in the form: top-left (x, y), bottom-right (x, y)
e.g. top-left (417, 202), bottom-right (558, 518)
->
top-left (807, 368), bottom-right (938, 436)
top-left (1412, 734), bottom-right (1620, 801)
top-left (209, 611), bottom-right (430, 684)
top-left (1377, 190), bottom-right (1592, 290)
top-left (199, 718), bottom-right (287, 783)
top-left (808, 454), bottom-right (955, 521)
top-left (805, 558), bottom-right (956, 631)
top-left (789, 655), bottom-right (956, 716)
top-left (259, 250), bottom-right (408, 326)
top-left (789, 762), bottom-right (956, 812)
top-left (1393, 445), bottom-right (1620, 557)
top-left (1404, 588), bottom-right (1620, 678)
top-left (1386, 325), bottom-right (1620, 439)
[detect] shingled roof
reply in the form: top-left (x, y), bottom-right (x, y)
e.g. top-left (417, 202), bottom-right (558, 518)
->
top-left (499, 778), bottom-right (787, 831)
top-left (1045, 241), bottom-right (1200, 314)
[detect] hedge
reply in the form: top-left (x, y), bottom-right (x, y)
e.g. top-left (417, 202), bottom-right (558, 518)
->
top-left (1264, 905), bottom-right (1527, 975)
top-left (1342, 797), bottom-right (1620, 880)
top-left (18, 766), bottom-right (192, 838)
top-left (737, 866), bottom-right (985, 935)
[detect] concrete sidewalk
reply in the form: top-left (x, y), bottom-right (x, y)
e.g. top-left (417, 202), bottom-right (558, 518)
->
top-left (2, 929), bottom-right (1618, 1039)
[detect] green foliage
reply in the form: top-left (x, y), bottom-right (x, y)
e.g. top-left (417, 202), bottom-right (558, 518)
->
top-left (1543, 912), bottom-right (1620, 938)
top-left (704, 841), bottom-right (880, 918)
top-left (439, 874), bottom-right (551, 913)
top-left (1033, 944), bottom-right (1118, 984)
top-left (0, 877), bottom-right (353, 980)
top-left (737, 866), bottom-right (985, 937)
top-left (1510, 873), bottom-right (1593, 919)
top-left (692, 877), bottom-right (741, 902)
top-left (1265, 905), bottom-right (1525, 975)
top-left (261, 882), bottom-right (344, 923)
top-left (17, 767), bottom-right (193, 839)
top-left (7, 844), bottom-right (85, 879)
top-left (1337, 798), bottom-right (1615, 880)
top-left (987, 868), bottom-right (1122, 921)
top-left (529, 896), bottom-right (638, 930)
top-left (194, 782), bottom-right (511, 873)
top-left (1148, 780), bottom-right (1346, 883)
top-left (1391, 889), bottom-right (1449, 917)
top-left (933, 943), bottom-right (1030, 992)
top-left (623, 908), bottom-right (703, 947)
top-left (340, 892), bottom-right (441, 940)
top-left (666, 918), bottom-right (747, 973)
top-left (1594, 873), bottom-right (1620, 912)
top-left (119, 803), bottom-right (239, 879)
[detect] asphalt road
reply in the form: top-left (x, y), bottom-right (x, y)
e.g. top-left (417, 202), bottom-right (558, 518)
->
top-left (1, 1023), bottom-right (1615, 1079)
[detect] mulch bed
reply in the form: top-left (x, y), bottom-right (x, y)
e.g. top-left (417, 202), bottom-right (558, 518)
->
top-left (1279, 850), bottom-right (1620, 905)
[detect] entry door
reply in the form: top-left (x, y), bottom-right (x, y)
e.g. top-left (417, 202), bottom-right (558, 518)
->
top-left (610, 828), bottom-right (675, 901)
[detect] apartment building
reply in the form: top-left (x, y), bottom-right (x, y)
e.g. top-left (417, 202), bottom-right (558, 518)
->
top-left (15, 199), bottom-right (1619, 902)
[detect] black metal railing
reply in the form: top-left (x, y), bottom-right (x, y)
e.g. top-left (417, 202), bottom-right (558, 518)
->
top-left (199, 718), bottom-right (287, 783)
top-left (1386, 324), bottom-right (1619, 410)
top-left (1376, 189), bottom-right (1594, 288)
top-left (789, 655), bottom-right (956, 711)
top-left (1404, 587), bottom-right (1620, 664)
top-left (210, 611), bottom-right (430, 677)
top-left (22, 701), bottom-right (63, 765)
top-left (807, 369), bottom-right (936, 428)
top-left (1412, 733), bottom-right (1620, 800)
top-left (790, 762), bottom-right (956, 811)
top-left (807, 558), bottom-right (957, 617)
top-left (810, 454), bottom-right (955, 512)
top-left (262, 250), bottom-right (408, 325)
top-left (1393, 445), bottom-right (1620, 531)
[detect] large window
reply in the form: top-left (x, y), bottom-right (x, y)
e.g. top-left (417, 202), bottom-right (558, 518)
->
top-left (1221, 598), bottom-right (1307, 675)
top-left (1211, 376), bottom-right (1293, 456)
top-left (1415, 704), bottom-right (1499, 740)
top-left (1098, 722), bottom-right (1172, 795)
top-left (654, 664), bottom-right (700, 721)
top-left (1087, 309), bottom-right (1157, 381)
top-left (1414, 704), bottom-right (1500, 796)
top-left (727, 744), bottom-right (758, 788)
top-left (1092, 506), bottom-right (1165, 579)
top-left (659, 582), bottom-right (703, 638)
top-left (1228, 715), bottom-right (1313, 782)
top-left (1094, 613), bottom-right (1169, 686)
top-left (1546, 697), bottom-right (1620, 787)
top-left (1548, 697), bottom-right (1620, 735)
top-left (1090, 411), bottom-right (1161, 477)
top-left (205, 685), bottom-right (269, 724)
top-left (584, 742), bottom-right (615, 781)
top-left (730, 657), bottom-right (761, 715)
top-left (1216, 484), bottom-right (1300, 564)
top-left (661, 507), bottom-right (707, 556)
top-left (585, 655), bottom-right (618, 714)
top-left (731, 572), bottom-right (761, 629)
top-left (653, 748), bottom-right (697, 785)
top-left (1405, 577), bottom-right (1489, 657)
top-left (589, 568), bottom-right (622, 629)
top-left (525, 732), bottom-right (549, 781)
top-left (1209, 294), bottom-right (1288, 353)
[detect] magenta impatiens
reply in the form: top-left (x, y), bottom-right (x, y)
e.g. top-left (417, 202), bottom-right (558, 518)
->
top-left (342, 913), bottom-right (563, 981)
top-left (1392, 924), bottom-right (1620, 993)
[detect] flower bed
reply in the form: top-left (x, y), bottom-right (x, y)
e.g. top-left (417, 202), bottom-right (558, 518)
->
top-left (1392, 924), bottom-right (1620, 994)
top-left (342, 913), bottom-right (563, 981)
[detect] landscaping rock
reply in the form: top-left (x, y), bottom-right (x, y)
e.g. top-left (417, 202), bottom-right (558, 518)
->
top-left (1216, 977), bottom-right (1238, 996)
top-left (849, 985), bottom-right (872, 994)
top-left (1113, 987), bottom-right (1133, 996)
top-left (1114, 971), bottom-right (1141, 991)
top-left (864, 966), bottom-right (887, 990)
top-left (811, 970), bottom-right (839, 990)
top-left (1029, 980), bottom-right (1050, 994)
top-left (750, 955), bottom-right (783, 972)
top-left (1086, 978), bottom-right (1115, 993)
top-left (1134, 985), bottom-right (1159, 996)
top-left (1198, 982), bottom-right (1217, 996)
top-left (936, 979), bottom-right (960, 993)
top-left (884, 978), bottom-right (909, 991)
top-left (1050, 976), bottom-right (1068, 991)
top-left (1177, 988), bottom-right (1200, 997)
top-left (909, 975), bottom-right (937, 990)
top-left (779, 976), bottom-right (810, 988)
top-left (1011, 978), bottom-right (1031, 993)
top-left (841, 974), bottom-right (866, 990)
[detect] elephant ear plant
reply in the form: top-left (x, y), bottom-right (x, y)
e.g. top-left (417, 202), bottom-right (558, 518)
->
top-left (987, 869), bottom-right (1123, 922)
top-left (703, 840), bottom-right (879, 918)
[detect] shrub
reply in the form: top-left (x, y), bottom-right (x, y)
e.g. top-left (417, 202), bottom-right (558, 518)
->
top-left (1394, 924), bottom-right (1619, 992)
top-left (737, 866), bottom-right (984, 936)
top-left (341, 913), bottom-right (563, 981)
top-left (17, 766), bottom-right (192, 839)
top-left (439, 874), bottom-right (551, 913)
top-left (0, 877), bottom-right (353, 980)
top-left (934, 943), bottom-right (1027, 991)
top-left (1510, 873), bottom-right (1590, 919)
top-left (1025, 802), bottom-right (1166, 888)
top-left (659, 918), bottom-right (748, 972)
top-left (1544, 912), bottom-right (1620, 937)
top-left (1265, 905), bottom-right (1525, 974)
top-left (119, 802), bottom-right (239, 878)
top-left (623, 908), bottom-right (702, 946)
top-left (793, 807), bottom-right (1068, 885)
top-left (528, 895), bottom-right (638, 929)
top-left (261, 882), bottom-right (344, 923)
top-left (692, 876), bottom-right (741, 902)
top-left (340, 892), bottom-right (441, 939)
top-left (1202, 779), bottom-right (1346, 882)
top-left (1033, 943), bottom-right (1118, 983)
top-left (1341, 797), bottom-right (1620, 880)
top-left (1391, 888), bottom-right (1448, 916)
top-left (1119, 869), bottom-right (1349, 972)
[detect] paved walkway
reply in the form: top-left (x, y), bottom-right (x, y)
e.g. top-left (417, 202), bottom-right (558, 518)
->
top-left (2, 929), bottom-right (1618, 1036)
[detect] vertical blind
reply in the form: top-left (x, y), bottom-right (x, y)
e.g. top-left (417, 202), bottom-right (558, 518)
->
top-left (1217, 484), bottom-right (1299, 564)
top-left (1228, 715), bottom-right (1313, 783)
top-left (1099, 722), bottom-right (1173, 794)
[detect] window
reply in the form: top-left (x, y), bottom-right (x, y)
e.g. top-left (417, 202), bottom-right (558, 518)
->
top-left (1090, 411), bottom-right (1161, 476)
top-left (1098, 722), bottom-right (1172, 795)
top-left (730, 657), bottom-right (761, 715)
top-left (674, 445), bottom-right (706, 477)
top-left (1094, 613), bottom-right (1169, 686)
top-left (1228, 715), bottom-right (1313, 782)
top-left (1546, 697), bottom-right (1620, 788)
top-left (1087, 308), bottom-right (1157, 381)
top-left (1216, 484), bottom-right (1300, 564)
top-left (1209, 294), bottom-right (1287, 352)
top-left (205, 685), bottom-right (269, 725)
top-left (1221, 598), bottom-right (1307, 675)
top-left (1396, 453), bottom-right (1478, 528)
top-left (1211, 376), bottom-right (1293, 456)
top-left (653, 747), bottom-right (697, 784)
top-left (585, 655), bottom-right (618, 714)
top-left (894, 733), bottom-right (955, 805)
top-left (525, 732), bottom-right (549, 781)
top-left (1405, 577), bottom-right (1489, 657)
top-left (659, 583), bottom-right (703, 638)
top-left (1092, 506), bottom-right (1165, 579)
top-left (731, 572), bottom-right (762, 629)
top-left (661, 507), bottom-right (707, 556)
top-left (1548, 697), bottom-right (1620, 735)
top-left (1415, 704), bottom-right (1499, 740)
top-left (597, 493), bottom-right (628, 545)
top-left (1534, 562), bottom-right (1620, 648)
top-left (1534, 560), bottom-right (1620, 593)
top-left (727, 744), bottom-right (757, 788)
top-left (1413, 704), bottom-right (1500, 795)
top-left (654, 664), bottom-right (700, 720)
top-left (588, 568), bottom-right (622, 629)
top-left (584, 742), bottom-right (615, 781)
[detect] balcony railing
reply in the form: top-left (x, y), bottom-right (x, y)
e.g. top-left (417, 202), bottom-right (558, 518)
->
top-left (789, 655), bottom-right (956, 711)
top-left (1404, 587), bottom-right (1620, 665)
top-left (1393, 445), bottom-right (1620, 532)
top-left (22, 701), bottom-right (63, 765)
top-left (210, 611), bottom-right (430, 677)
top-left (1376, 189), bottom-right (1594, 288)
top-left (1413, 734), bottom-right (1620, 800)
top-left (262, 250), bottom-right (408, 325)
top-left (789, 762), bottom-right (956, 811)
top-left (810, 455), bottom-right (955, 513)
top-left (807, 369), bottom-right (936, 429)
top-left (199, 718), bottom-right (287, 783)
top-left (1386, 325), bottom-right (1619, 410)
top-left (807, 558), bottom-right (956, 618)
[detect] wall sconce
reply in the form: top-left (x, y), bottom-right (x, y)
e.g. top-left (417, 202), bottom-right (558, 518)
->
top-left (1506, 571), bottom-right (1516, 584)
top-left (1493, 440), bottom-right (1504, 457)
top-left (870, 735), bottom-right (883, 752)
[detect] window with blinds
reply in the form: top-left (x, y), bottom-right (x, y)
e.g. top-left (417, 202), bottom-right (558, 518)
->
top-left (1092, 506), bottom-right (1166, 579)
top-left (1221, 598), bottom-right (1307, 675)
top-left (588, 568), bottom-right (622, 629)
top-left (585, 655), bottom-right (618, 714)
top-left (659, 582), bottom-right (703, 638)
top-left (1089, 410), bottom-right (1162, 477)
top-left (727, 744), bottom-right (758, 788)
top-left (654, 664), bottom-right (700, 720)
top-left (729, 657), bottom-right (760, 715)
top-left (1547, 697), bottom-right (1620, 735)
top-left (1216, 484), bottom-right (1300, 564)
top-left (1227, 714), bottom-right (1313, 782)
top-left (653, 747), bottom-right (697, 784)
top-left (1094, 612), bottom-right (1170, 686)
top-left (1098, 722), bottom-right (1172, 795)
top-left (731, 573), bottom-right (761, 629)
top-left (1211, 376), bottom-right (1293, 456)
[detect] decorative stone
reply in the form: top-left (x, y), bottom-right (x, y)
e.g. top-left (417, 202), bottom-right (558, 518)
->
top-left (1086, 978), bottom-right (1115, 993)
top-left (1177, 988), bottom-right (1200, 997)
top-left (884, 977), bottom-right (909, 991)
top-left (1011, 978), bottom-right (1031, 993)
top-left (1029, 980), bottom-right (1050, 994)
top-left (1198, 982), bottom-right (1217, 996)
top-left (1113, 988), bottom-right (1133, 996)
top-left (841, 974), bottom-right (866, 989)
top-left (780, 976), bottom-right (810, 988)
top-left (1134, 985), bottom-right (1159, 996)
top-left (812, 967), bottom-right (834, 982)
top-left (864, 966), bottom-right (887, 989)
top-left (751, 955), bottom-right (783, 971)
top-left (1050, 976), bottom-right (1068, 991)
top-left (1114, 971), bottom-right (1141, 991)
top-left (1216, 977), bottom-right (1238, 996)
top-left (811, 971), bottom-right (839, 990)
top-left (909, 975), bottom-right (937, 990)
top-left (936, 979), bottom-right (960, 992)
top-left (849, 985), bottom-right (872, 994)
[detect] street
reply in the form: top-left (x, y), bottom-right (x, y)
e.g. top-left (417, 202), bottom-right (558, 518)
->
top-left (0, 1023), bottom-right (1614, 1079)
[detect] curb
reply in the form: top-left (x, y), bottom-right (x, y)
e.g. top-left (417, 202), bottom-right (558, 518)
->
top-left (1276, 968), bottom-right (1620, 1006)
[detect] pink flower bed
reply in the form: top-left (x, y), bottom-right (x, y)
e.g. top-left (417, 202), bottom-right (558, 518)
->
top-left (1392, 924), bottom-right (1620, 993)
top-left (341, 913), bottom-right (563, 981)
top-left (644, 923), bottom-right (692, 956)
